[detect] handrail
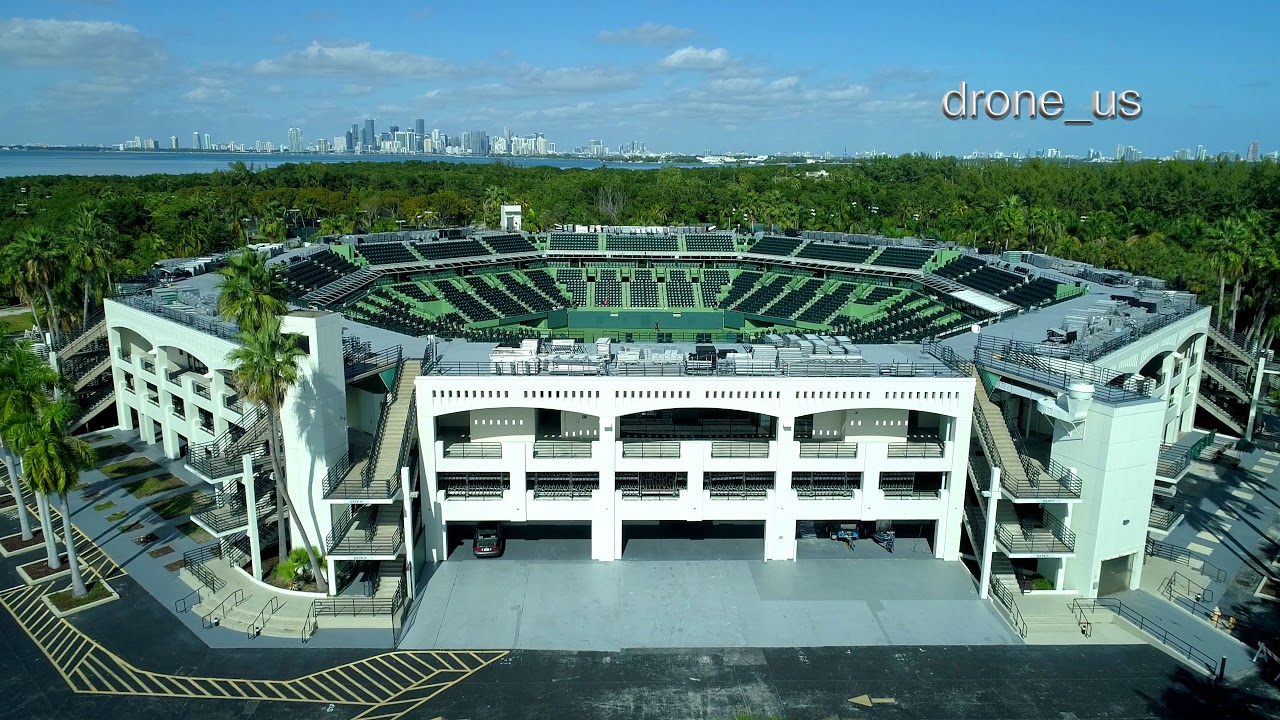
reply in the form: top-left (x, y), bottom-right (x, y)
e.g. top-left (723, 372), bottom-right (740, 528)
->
top-left (344, 344), bottom-right (402, 381)
top-left (1145, 537), bottom-right (1228, 582)
top-left (183, 542), bottom-right (225, 593)
top-left (1209, 319), bottom-right (1256, 358)
top-left (113, 294), bottom-right (241, 342)
top-left (200, 588), bottom-right (246, 629)
top-left (247, 596), bottom-right (283, 639)
top-left (1069, 600), bottom-right (1093, 638)
top-left (360, 355), bottom-right (404, 487)
top-left (392, 395), bottom-right (416, 485)
top-left (971, 402), bottom-right (1006, 475)
top-left (999, 402), bottom-right (1082, 497)
top-left (886, 440), bottom-right (945, 458)
top-left (1160, 570), bottom-right (1213, 605)
top-left (69, 385), bottom-right (115, 427)
top-left (923, 341), bottom-right (975, 375)
top-left (987, 576), bottom-right (1028, 638)
top-left (1073, 303), bottom-right (1207, 363)
top-left (975, 336), bottom-right (1154, 403)
top-left (324, 505), bottom-right (355, 553)
top-left (175, 588), bottom-right (202, 614)
top-left (319, 449), bottom-right (354, 497)
top-left (1070, 597), bottom-right (1216, 673)
top-left (53, 308), bottom-right (106, 352)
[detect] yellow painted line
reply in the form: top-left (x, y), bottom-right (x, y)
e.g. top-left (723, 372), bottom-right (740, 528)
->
top-left (467, 651), bottom-right (488, 667)
top-left (201, 680), bottom-right (237, 698)
top-left (325, 667), bottom-right (379, 703)
top-left (380, 655), bottom-right (429, 683)
top-left (143, 674), bottom-right (186, 696)
top-left (348, 662), bottom-right (395, 694)
top-left (80, 655), bottom-right (126, 693)
top-left (392, 653), bottom-right (438, 677)
top-left (447, 652), bottom-right (469, 671)
top-left (362, 660), bottom-right (406, 689)
top-left (372, 657), bottom-right (418, 685)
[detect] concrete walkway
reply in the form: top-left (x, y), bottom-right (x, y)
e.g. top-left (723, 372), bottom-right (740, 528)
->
top-left (64, 428), bottom-right (396, 649)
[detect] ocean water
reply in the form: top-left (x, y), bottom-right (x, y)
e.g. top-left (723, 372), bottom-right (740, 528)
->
top-left (0, 149), bottom-right (702, 178)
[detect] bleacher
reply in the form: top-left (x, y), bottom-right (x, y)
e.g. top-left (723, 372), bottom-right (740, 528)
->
top-left (525, 269), bottom-right (572, 307)
top-left (593, 269), bottom-right (623, 307)
top-left (497, 274), bottom-right (556, 313)
top-left (856, 286), bottom-right (904, 305)
top-left (356, 242), bottom-right (419, 266)
top-left (796, 243), bottom-right (875, 265)
top-left (750, 235), bottom-right (804, 256)
top-left (606, 235), bottom-right (679, 253)
top-left (1000, 277), bottom-right (1064, 308)
top-left (762, 278), bottom-right (822, 319)
top-left (482, 233), bottom-right (536, 255)
top-left (719, 271), bottom-right (764, 309)
top-left (433, 280), bottom-right (498, 322)
top-left (556, 268), bottom-right (588, 304)
top-left (393, 282), bottom-right (436, 303)
top-left (664, 269), bottom-right (697, 308)
top-left (700, 268), bottom-right (730, 306)
top-left (411, 239), bottom-right (489, 261)
top-left (931, 254), bottom-right (983, 280)
top-left (736, 275), bottom-right (791, 314)
top-left (683, 234), bottom-right (735, 252)
top-left (348, 286), bottom-right (434, 336)
top-left (796, 283), bottom-right (856, 324)
top-left (868, 247), bottom-right (934, 269)
top-left (281, 250), bottom-right (358, 299)
top-left (629, 269), bottom-right (660, 308)
top-left (464, 276), bottom-right (532, 317)
top-left (549, 233), bottom-right (599, 251)
top-left (955, 265), bottom-right (1024, 296)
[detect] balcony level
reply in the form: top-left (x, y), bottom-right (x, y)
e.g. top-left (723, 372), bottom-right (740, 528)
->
top-left (326, 505), bottom-right (404, 559)
top-left (994, 502), bottom-right (1075, 558)
top-left (322, 432), bottom-right (399, 503)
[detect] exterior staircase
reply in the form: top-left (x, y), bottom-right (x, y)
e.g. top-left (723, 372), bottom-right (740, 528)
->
top-left (366, 359), bottom-right (420, 488)
top-left (1196, 392), bottom-right (1245, 435)
top-left (969, 367), bottom-right (1039, 491)
top-left (1202, 356), bottom-right (1252, 401)
top-left (1207, 320), bottom-right (1257, 366)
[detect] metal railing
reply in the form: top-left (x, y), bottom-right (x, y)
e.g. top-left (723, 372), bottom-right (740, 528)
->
top-left (1160, 570), bottom-right (1214, 606)
top-left (200, 588), bottom-right (246, 630)
top-left (319, 449), bottom-right (354, 497)
top-left (140, 357), bottom-right (155, 374)
top-left (344, 344), bottom-right (402, 381)
top-left (998, 403), bottom-right (1082, 498)
top-left (188, 407), bottom-right (271, 479)
top-left (975, 336), bottom-right (1154, 403)
top-left (223, 395), bottom-right (245, 414)
top-left (175, 588), bottom-right (202, 614)
top-left (359, 357), bottom-right (404, 487)
top-left (182, 543), bottom-right (225, 593)
top-left (1149, 501), bottom-right (1182, 532)
top-left (971, 402), bottom-right (1007, 475)
top-left (532, 441), bottom-right (593, 458)
top-left (996, 511), bottom-right (1076, 554)
top-left (329, 523), bottom-right (405, 557)
top-left (431, 358), bottom-right (964, 379)
top-left (923, 341), bottom-right (975, 375)
top-left (622, 441), bottom-right (681, 458)
top-left (1071, 303), bottom-right (1207, 363)
top-left (324, 506), bottom-right (355, 554)
top-left (442, 442), bottom-right (502, 458)
top-left (1069, 597), bottom-right (1216, 674)
top-left (988, 575), bottom-right (1028, 638)
top-left (113, 294), bottom-right (242, 342)
top-left (53, 308), bottom-right (105, 352)
top-left (70, 386), bottom-right (114, 428)
top-left (247, 596), bottom-right (282, 639)
top-left (887, 440), bottom-right (944, 458)
top-left (1145, 537), bottom-right (1227, 582)
top-left (710, 441), bottom-right (769, 458)
top-left (797, 441), bottom-right (858, 458)
top-left (1209, 319), bottom-right (1256, 359)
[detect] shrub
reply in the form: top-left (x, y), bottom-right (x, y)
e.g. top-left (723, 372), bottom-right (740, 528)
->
top-left (1032, 577), bottom-right (1054, 591)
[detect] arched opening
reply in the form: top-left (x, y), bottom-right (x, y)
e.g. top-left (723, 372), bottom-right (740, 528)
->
top-left (435, 408), bottom-right (600, 458)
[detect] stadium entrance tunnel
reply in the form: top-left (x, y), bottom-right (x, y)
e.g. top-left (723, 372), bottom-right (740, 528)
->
top-left (445, 521), bottom-right (592, 561)
top-left (794, 520), bottom-right (938, 559)
top-left (620, 520), bottom-right (765, 560)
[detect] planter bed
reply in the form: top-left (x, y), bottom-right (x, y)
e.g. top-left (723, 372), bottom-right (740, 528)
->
top-left (18, 554), bottom-right (86, 585)
top-left (99, 457), bottom-right (161, 481)
top-left (0, 530), bottom-right (56, 557)
top-left (145, 491), bottom-right (198, 521)
top-left (177, 520), bottom-right (213, 544)
top-left (1257, 578), bottom-right (1280, 602)
top-left (0, 493), bottom-right (15, 509)
top-left (148, 545), bottom-right (175, 558)
top-left (124, 473), bottom-right (186, 499)
top-left (92, 443), bottom-right (136, 462)
top-left (43, 580), bottom-right (119, 617)
top-left (164, 558), bottom-right (186, 572)
top-left (105, 511), bottom-right (128, 522)
top-left (120, 522), bottom-right (146, 533)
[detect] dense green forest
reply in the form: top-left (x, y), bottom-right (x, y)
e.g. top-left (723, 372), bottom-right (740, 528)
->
top-left (2, 157), bottom-right (1279, 346)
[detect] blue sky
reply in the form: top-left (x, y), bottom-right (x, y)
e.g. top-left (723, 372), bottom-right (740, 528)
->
top-left (0, 0), bottom-right (1275, 156)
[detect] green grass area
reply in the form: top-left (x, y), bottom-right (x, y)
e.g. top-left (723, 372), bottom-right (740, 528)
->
top-left (105, 511), bottom-right (128, 522)
top-left (0, 314), bottom-right (35, 335)
top-left (177, 520), bottom-right (213, 544)
top-left (145, 492), bottom-right (197, 520)
top-left (92, 500), bottom-right (116, 511)
top-left (100, 457), bottom-right (161, 481)
top-left (123, 473), bottom-right (185, 499)
top-left (47, 581), bottom-right (112, 612)
top-left (91, 443), bottom-right (136, 462)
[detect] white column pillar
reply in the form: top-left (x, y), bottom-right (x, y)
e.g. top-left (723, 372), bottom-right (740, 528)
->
top-left (243, 453), bottom-right (262, 581)
top-left (1246, 356), bottom-right (1268, 442)
top-left (978, 466), bottom-right (1001, 599)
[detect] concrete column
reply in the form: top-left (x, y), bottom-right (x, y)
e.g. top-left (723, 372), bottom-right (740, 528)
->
top-left (401, 465), bottom-right (415, 598)
top-left (978, 466), bottom-right (1001, 600)
top-left (243, 453), bottom-right (262, 581)
top-left (1246, 355), bottom-right (1268, 442)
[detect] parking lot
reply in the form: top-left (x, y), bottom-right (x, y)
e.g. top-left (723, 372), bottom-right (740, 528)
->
top-left (399, 528), bottom-right (1018, 651)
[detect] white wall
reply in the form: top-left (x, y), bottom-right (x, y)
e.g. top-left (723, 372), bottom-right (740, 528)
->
top-left (559, 411), bottom-right (599, 438)
top-left (345, 386), bottom-right (383, 436)
top-left (470, 408), bottom-right (535, 441)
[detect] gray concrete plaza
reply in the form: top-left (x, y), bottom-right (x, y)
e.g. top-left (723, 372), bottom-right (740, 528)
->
top-left (400, 535), bottom-right (1020, 651)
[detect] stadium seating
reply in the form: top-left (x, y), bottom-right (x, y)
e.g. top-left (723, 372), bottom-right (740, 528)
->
top-left (683, 234), bottom-right (735, 252)
top-left (497, 274), bottom-right (557, 313)
top-left (394, 282), bottom-right (437, 303)
top-left (796, 243), bottom-right (875, 265)
top-left (593, 269), bottom-right (623, 307)
top-left (719, 271), bottom-right (764, 309)
top-left (464, 276), bottom-right (532, 317)
top-left (281, 250), bottom-right (358, 299)
top-left (432, 280), bottom-right (498, 322)
top-left (629, 269), bottom-right (660, 308)
top-left (411, 239), bottom-right (488, 261)
top-left (482, 233), bottom-right (536, 255)
top-left (700, 269), bottom-right (730, 306)
top-left (1001, 277), bottom-right (1063, 307)
top-left (735, 275), bottom-right (791, 314)
top-left (664, 269), bottom-right (698, 308)
top-left (525, 269), bottom-right (573, 307)
top-left (868, 247), bottom-right (934, 269)
top-left (796, 283), bottom-right (856, 324)
top-left (556, 268), bottom-right (588, 304)
top-left (931, 254), bottom-right (983, 279)
top-left (750, 235), bottom-right (804, 256)
top-left (356, 242), bottom-right (419, 266)
top-left (549, 233), bottom-right (599, 251)
top-left (761, 278), bottom-right (822, 319)
top-left (605, 235), bottom-right (679, 252)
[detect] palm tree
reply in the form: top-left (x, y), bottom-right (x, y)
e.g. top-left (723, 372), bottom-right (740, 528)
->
top-left (66, 203), bottom-right (116, 320)
top-left (8, 227), bottom-right (64, 344)
top-left (216, 250), bottom-right (288, 334)
top-left (0, 338), bottom-right (51, 542)
top-left (994, 195), bottom-right (1027, 253)
top-left (228, 321), bottom-right (328, 592)
top-left (11, 397), bottom-right (96, 597)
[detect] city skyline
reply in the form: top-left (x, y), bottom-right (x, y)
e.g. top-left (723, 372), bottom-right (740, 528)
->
top-left (0, 1), bottom-right (1273, 155)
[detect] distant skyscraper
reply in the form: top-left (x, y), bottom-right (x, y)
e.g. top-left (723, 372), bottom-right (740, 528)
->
top-left (203, 133), bottom-right (211, 150)
top-left (170, 135), bottom-right (179, 150)
top-left (1114, 144), bottom-right (1124, 161)
top-left (1195, 145), bottom-right (1208, 161)
top-left (287, 127), bottom-right (304, 153)
top-left (1247, 141), bottom-right (1261, 162)
top-left (364, 119), bottom-right (376, 150)
top-left (193, 131), bottom-right (202, 150)
top-left (345, 130), bottom-right (355, 151)
top-left (414, 118), bottom-right (425, 151)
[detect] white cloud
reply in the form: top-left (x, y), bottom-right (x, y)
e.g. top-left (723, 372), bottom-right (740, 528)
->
top-left (424, 64), bottom-right (637, 102)
top-left (0, 18), bottom-right (164, 67)
top-left (252, 40), bottom-right (454, 78)
top-left (659, 46), bottom-right (731, 71)
top-left (597, 22), bottom-right (694, 47)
